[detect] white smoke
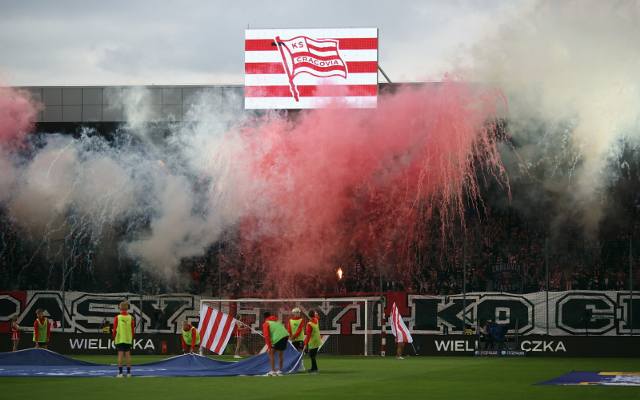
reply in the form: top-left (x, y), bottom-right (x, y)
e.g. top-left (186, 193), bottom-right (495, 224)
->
top-left (0, 86), bottom-right (255, 282)
top-left (122, 88), bottom-right (252, 279)
top-left (9, 138), bottom-right (79, 235)
top-left (466, 0), bottom-right (640, 231)
top-left (108, 87), bottom-right (156, 137)
top-left (0, 148), bottom-right (18, 204)
top-left (6, 134), bottom-right (140, 240)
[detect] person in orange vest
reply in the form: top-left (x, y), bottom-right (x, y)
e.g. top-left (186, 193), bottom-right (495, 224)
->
top-left (180, 321), bottom-right (201, 354)
top-left (262, 311), bottom-right (289, 376)
top-left (33, 309), bottom-right (50, 349)
top-left (287, 307), bottom-right (305, 351)
top-left (112, 301), bottom-right (135, 377)
top-left (303, 310), bottom-right (322, 374)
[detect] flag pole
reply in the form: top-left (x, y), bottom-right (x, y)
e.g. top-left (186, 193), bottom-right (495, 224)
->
top-left (236, 318), bottom-right (264, 337)
top-left (275, 36), bottom-right (299, 102)
top-left (378, 65), bottom-right (392, 83)
top-left (410, 342), bottom-right (419, 356)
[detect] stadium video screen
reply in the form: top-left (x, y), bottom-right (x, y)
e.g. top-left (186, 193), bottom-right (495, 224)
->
top-left (244, 28), bottom-right (378, 109)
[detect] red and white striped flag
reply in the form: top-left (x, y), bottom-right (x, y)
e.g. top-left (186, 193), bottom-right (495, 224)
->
top-left (390, 303), bottom-right (413, 343)
top-left (198, 305), bottom-right (236, 355)
top-left (276, 35), bottom-right (347, 102)
top-left (245, 28), bottom-right (378, 109)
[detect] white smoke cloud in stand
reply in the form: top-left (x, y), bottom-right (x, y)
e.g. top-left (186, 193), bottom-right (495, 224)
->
top-left (7, 135), bottom-right (141, 240)
top-left (0, 85), bottom-right (254, 283)
top-left (465, 0), bottom-right (640, 231)
top-left (123, 89), bottom-right (253, 279)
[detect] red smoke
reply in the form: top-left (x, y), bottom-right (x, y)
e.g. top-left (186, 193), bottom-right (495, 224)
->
top-left (0, 86), bottom-right (38, 147)
top-left (239, 81), bottom-right (506, 295)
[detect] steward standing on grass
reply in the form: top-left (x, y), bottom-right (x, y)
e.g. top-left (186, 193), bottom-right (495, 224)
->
top-left (113, 301), bottom-right (135, 377)
top-left (262, 311), bottom-right (289, 376)
top-left (287, 307), bottom-right (305, 351)
top-left (234, 316), bottom-right (251, 358)
top-left (303, 310), bottom-right (321, 374)
top-left (11, 317), bottom-right (20, 351)
top-left (390, 302), bottom-right (413, 359)
top-left (33, 309), bottom-right (50, 349)
top-left (180, 321), bottom-right (201, 354)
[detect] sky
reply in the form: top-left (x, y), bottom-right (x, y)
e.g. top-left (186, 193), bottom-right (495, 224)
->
top-left (0, 0), bottom-right (518, 86)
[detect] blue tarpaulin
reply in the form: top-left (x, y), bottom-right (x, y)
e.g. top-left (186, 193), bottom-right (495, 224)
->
top-left (0, 346), bottom-right (304, 377)
top-left (539, 371), bottom-right (640, 386)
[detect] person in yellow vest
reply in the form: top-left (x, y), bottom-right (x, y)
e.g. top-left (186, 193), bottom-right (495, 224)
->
top-left (32, 309), bottom-right (51, 349)
top-left (303, 310), bottom-right (321, 374)
top-left (261, 311), bottom-right (289, 376)
top-left (287, 307), bottom-right (305, 351)
top-left (112, 301), bottom-right (135, 377)
top-left (180, 321), bottom-right (201, 354)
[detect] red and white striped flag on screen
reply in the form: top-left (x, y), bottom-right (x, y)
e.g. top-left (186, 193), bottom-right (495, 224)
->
top-left (245, 28), bottom-right (378, 109)
top-left (390, 303), bottom-right (413, 343)
top-left (276, 35), bottom-right (347, 102)
top-left (198, 305), bottom-right (236, 354)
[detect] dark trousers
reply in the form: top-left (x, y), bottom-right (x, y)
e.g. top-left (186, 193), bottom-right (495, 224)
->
top-left (308, 348), bottom-right (318, 371)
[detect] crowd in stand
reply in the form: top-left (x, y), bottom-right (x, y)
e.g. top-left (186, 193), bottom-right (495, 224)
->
top-left (337, 212), bottom-right (638, 296)
top-left (1, 205), bottom-right (638, 296)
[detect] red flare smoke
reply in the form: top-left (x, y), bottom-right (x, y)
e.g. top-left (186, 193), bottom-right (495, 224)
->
top-left (239, 80), bottom-right (506, 295)
top-left (0, 86), bottom-right (38, 147)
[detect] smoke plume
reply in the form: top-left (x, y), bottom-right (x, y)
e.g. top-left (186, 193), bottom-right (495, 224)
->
top-left (466, 0), bottom-right (640, 232)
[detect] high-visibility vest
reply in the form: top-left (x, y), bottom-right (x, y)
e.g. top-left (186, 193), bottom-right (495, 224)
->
top-left (307, 320), bottom-right (322, 350)
top-left (289, 318), bottom-right (305, 341)
top-left (267, 320), bottom-right (289, 346)
top-left (33, 318), bottom-right (48, 343)
top-left (115, 314), bottom-right (133, 345)
top-left (182, 327), bottom-right (201, 346)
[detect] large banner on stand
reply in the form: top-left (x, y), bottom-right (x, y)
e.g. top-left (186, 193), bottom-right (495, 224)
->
top-left (408, 291), bottom-right (639, 336)
top-left (1, 290), bottom-right (638, 337)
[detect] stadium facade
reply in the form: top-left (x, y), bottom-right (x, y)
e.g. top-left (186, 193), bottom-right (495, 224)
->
top-left (18, 85), bottom-right (243, 126)
top-left (18, 83), bottom-right (400, 129)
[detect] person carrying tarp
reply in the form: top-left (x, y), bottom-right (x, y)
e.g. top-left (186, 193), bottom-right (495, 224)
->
top-left (287, 307), bottom-right (305, 351)
top-left (262, 311), bottom-right (289, 376)
top-left (303, 310), bottom-right (321, 374)
top-left (181, 321), bottom-right (201, 353)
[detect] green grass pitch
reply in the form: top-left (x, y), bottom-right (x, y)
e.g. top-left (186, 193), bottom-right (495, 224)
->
top-left (1, 355), bottom-right (638, 400)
